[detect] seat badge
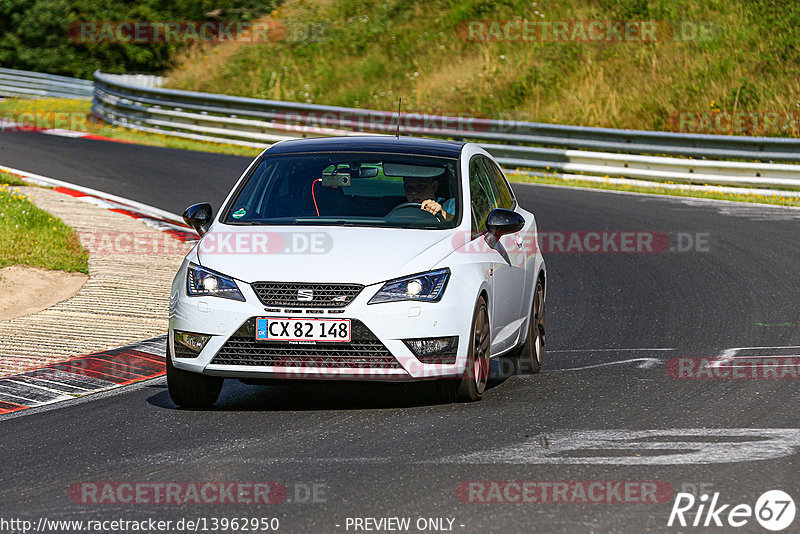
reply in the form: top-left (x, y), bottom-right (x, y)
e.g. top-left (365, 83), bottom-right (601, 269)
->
top-left (297, 289), bottom-right (314, 301)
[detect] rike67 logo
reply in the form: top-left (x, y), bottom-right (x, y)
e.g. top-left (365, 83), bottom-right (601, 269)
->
top-left (668, 490), bottom-right (796, 531)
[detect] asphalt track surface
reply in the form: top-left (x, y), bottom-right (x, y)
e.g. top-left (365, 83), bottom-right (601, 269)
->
top-left (1, 132), bottom-right (799, 533)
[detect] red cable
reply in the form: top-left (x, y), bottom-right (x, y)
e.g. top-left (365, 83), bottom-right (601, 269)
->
top-left (311, 178), bottom-right (322, 216)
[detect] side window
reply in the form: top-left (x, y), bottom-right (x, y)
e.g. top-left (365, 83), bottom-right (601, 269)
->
top-left (484, 158), bottom-right (515, 210)
top-left (469, 157), bottom-right (501, 234)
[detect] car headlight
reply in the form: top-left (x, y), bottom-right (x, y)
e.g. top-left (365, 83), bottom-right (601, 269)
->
top-left (368, 268), bottom-right (450, 304)
top-left (186, 263), bottom-right (245, 301)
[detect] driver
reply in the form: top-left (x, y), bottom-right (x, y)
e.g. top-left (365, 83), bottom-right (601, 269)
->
top-left (402, 176), bottom-right (455, 221)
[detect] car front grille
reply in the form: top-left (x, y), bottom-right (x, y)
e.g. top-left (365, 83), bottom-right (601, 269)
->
top-left (250, 282), bottom-right (364, 308)
top-left (173, 341), bottom-right (200, 359)
top-left (416, 353), bottom-right (458, 365)
top-left (211, 318), bottom-right (401, 369)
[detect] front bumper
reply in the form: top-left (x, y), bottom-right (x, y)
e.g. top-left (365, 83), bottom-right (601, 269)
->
top-left (168, 261), bottom-right (476, 382)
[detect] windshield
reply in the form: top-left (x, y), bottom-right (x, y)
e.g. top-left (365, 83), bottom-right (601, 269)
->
top-left (222, 152), bottom-right (461, 229)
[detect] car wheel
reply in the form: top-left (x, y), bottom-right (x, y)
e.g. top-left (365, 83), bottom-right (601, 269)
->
top-left (441, 296), bottom-right (490, 402)
top-left (166, 344), bottom-right (223, 408)
top-left (518, 278), bottom-right (545, 374)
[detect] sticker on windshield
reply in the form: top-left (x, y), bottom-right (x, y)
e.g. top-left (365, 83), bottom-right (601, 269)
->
top-left (232, 208), bottom-right (247, 219)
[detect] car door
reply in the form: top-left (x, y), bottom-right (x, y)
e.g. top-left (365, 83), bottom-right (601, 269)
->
top-left (468, 156), bottom-right (527, 352)
top-left (483, 157), bottom-right (532, 329)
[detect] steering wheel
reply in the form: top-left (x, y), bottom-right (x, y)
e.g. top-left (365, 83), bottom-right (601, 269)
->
top-left (385, 202), bottom-right (444, 224)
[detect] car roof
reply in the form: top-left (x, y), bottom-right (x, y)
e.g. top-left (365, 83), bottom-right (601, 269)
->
top-left (264, 136), bottom-right (466, 158)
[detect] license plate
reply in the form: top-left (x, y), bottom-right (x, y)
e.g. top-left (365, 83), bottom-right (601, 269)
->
top-left (255, 318), bottom-right (351, 342)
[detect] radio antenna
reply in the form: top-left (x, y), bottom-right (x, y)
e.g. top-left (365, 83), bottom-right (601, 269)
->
top-left (396, 98), bottom-right (402, 139)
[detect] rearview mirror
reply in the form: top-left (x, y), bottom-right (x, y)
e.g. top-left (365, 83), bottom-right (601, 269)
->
top-left (486, 208), bottom-right (524, 237)
top-left (383, 163), bottom-right (445, 178)
top-left (183, 203), bottom-right (213, 236)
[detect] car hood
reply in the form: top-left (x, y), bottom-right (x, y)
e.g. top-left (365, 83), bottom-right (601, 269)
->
top-left (195, 225), bottom-right (458, 285)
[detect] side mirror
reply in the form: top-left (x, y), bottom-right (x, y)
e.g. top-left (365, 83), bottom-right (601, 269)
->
top-left (183, 203), bottom-right (213, 236)
top-left (486, 208), bottom-right (524, 237)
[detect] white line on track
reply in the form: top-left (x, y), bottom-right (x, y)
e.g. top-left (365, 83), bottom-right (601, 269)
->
top-left (172, 428), bottom-right (800, 467)
top-left (724, 354), bottom-right (800, 359)
top-left (434, 428), bottom-right (800, 466)
top-left (10, 377), bottom-right (94, 393)
top-left (551, 358), bottom-right (662, 372)
top-left (0, 389), bottom-right (51, 404)
top-left (710, 345), bottom-right (800, 368)
top-left (549, 347), bottom-right (674, 352)
top-left (2, 379), bottom-right (80, 396)
top-left (722, 345), bottom-right (800, 350)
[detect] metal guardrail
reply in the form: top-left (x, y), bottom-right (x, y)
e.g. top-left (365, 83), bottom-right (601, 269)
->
top-left (4, 67), bottom-right (798, 190)
top-left (0, 67), bottom-right (94, 99)
top-left (92, 69), bottom-right (800, 190)
top-left (0, 68), bottom-right (165, 100)
top-left (486, 146), bottom-right (800, 189)
top-left (93, 70), bottom-right (800, 160)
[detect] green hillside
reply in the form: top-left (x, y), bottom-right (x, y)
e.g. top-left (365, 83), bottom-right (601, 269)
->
top-left (165, 0), bottom-right (800, 134)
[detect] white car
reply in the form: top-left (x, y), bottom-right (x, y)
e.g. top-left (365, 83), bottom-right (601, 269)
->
top-left (167, 136), bottom-right (546, 407)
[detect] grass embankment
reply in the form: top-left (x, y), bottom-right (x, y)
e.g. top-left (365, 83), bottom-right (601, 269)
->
top-left (0, 171), bottom-right (89, 274)
top-left (0, 98), bottom-right (261, 157)
top-left (166, 0), bottom-right (800, 134)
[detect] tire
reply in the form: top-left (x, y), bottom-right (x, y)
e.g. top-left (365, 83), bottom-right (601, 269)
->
top-left (518, 277), bottom-right (545, 374)
top-left (440, 296), bottom-right (490, 402)
top-left (166, 344), bottom-right (223, 408)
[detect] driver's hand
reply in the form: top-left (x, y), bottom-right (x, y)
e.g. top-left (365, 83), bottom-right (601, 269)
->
top-left (420, 199), bottom-right (453, 221)
top-left (420, 199), bottom-right (442, 216)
